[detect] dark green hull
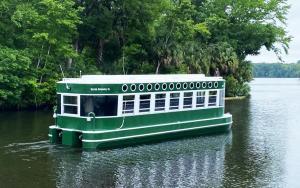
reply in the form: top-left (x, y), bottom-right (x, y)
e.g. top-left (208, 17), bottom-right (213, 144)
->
top-left (84, 121), bottom-right (231, 150)
top-left (49, 108), bottom-right (232, 150)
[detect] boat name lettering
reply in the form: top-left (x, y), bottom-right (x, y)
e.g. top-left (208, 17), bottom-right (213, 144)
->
top-left (90, 88), bottom-right (111, 91)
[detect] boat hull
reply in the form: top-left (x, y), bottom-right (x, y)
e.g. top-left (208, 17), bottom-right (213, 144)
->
top-left (49, 113), bottom-right (232, 150)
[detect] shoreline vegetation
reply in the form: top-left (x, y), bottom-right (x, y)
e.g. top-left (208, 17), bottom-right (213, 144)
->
top-left (225, 96), bottom-right (247, 101)
top-left (253, 62), bottom-right (300, 78)
top-left (0, 0), bottom-right (290, 110)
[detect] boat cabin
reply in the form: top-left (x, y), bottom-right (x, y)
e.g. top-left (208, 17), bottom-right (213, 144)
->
top-left (56, 74), bottom-right (225, 118)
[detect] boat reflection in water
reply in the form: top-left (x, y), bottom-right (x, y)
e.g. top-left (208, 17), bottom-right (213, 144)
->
top-left (52, 133), bottom-right (232, 187)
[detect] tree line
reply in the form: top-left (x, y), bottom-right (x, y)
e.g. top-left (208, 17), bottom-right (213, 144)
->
top-left (253, 61), bottom-right (300, 78)
top-left (0, 0), bottom-right (290, 109)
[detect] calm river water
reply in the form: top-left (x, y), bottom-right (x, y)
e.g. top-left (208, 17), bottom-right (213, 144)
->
top-left (1, 78), bottom-right (300, 187)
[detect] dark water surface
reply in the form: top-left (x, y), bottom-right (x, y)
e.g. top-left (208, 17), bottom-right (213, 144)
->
top-left (1, 78), bottom-right (300, 187)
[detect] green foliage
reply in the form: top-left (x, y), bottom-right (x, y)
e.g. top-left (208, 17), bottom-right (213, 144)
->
top-left (224, 60), bottom-right (252, 97)
top-left (0, 0), bottom-right (83, 109)
top-left (0, 46), bottom-right (33, 108)
top-left (226, 75), bottom-right (251, 97)
top-left (200, 0), bottom-right (291, 60)
top-left (0, 0), bottom-right (291, 109)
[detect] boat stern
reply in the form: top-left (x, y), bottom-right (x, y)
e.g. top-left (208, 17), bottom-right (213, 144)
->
top-left (49, 125), bottom-right (82, 147)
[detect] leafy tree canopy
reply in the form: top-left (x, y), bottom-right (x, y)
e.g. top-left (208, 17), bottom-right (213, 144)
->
top-left (0, 0), bottom-right (291, 109)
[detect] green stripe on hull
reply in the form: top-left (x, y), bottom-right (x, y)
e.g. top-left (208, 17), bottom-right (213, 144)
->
top-left (83, 122), bottom-right (232, 150)
top-left (82, 115), bottom-right (231, 140)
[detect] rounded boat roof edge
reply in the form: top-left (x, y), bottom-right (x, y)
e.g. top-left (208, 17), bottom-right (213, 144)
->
top-left (58, 74), bottom-right (224, 84)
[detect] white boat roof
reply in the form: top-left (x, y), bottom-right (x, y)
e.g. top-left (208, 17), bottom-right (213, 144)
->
top-left (58, 74), bottom-right (223, 84)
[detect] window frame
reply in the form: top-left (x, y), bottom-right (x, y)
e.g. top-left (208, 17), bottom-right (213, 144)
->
top-left (122, 94), bottom-right (135, 115)
top-left (183, 91), bottom-right (193, 109)
top-left (139, 94), bottom-right (151, 113)
top-left (219, 89), bottom-right (225, 107)
top-left (80, 95), bottom-right (119, 117)
top-left (61, 94), bottom-right (80, 116)
top-left (208, 90), bottom-right (218, 107)
top-left (169, 92), bottom-right (180, 110)
top-left (196, 91), bottom-right (206, 108)
top-left (154, 93), bottom-right (166, 111)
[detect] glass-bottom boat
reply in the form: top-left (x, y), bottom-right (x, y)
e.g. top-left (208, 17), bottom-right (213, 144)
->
top-left (49, 74), bottom-right (232, 150)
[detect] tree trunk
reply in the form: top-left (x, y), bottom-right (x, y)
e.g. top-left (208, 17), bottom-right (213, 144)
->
top-left (36, 44), bottom-right (44, 69)
top-left (39, 45), bottom-right (51, 83)
top-left (67, 40), bottom-right (79, 69)
top-left (122, 50), bottom-right (126, 75)
top-left (34, 94), bottom-right (38, 110)
top-left (67, 58), bottom-right (72, 69)
top-left (97, 38), bottom-right (104, 64)
top-left (75, 39), bottom-right (79, 53)
top-left (155, 60), bottom-right (161, 74)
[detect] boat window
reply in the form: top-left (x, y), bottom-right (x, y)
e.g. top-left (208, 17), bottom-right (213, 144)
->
top-left (80, 95), bottom-right (118, 116)
top-left (63, 95), bottom-right (78, 115)
top-left (139, 84), bottom-right (144, 91)
top-left (208, 91), bottom-right (218, 106)
top-left (155, 94), bottom-right (166, 111)
top-left (139, 94), bottom-right (151, 112)
top-left (196, 91), bottom-right (205, 107)
top-left (122, 84), bottom-right (128, 92)
top-left (189, 82), bottom-right (194, 89)
top-left (57, 94), bottom-right (61, 114)
top-left (183, 92), bottom-right (193, 108)
top-left (147, 83), bottom-right (152, 91)
top-left (219, 89), bottom-right (225, 107)
top-left (130, 84), bottom-right (136, 91)
top-left (214, 82), bottom-right (219, 88)
top-left (169, 83), bottom-right (174, 90)
top-left (155, 83), bottom-right (160, 90)
top-left (162, 83), bottom-right (167, 90)
top-left (183, 82), bottom-right (188, 89)
top-left (122, 95), bottom-right (135, 114)
top-left (170, 93), bottom-right (180, 110)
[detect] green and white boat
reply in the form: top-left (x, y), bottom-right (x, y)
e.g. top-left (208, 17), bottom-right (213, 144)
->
top-left (49, 74), bottom-right (232, 150)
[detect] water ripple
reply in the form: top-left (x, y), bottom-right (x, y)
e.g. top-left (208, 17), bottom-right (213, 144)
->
top-left (3, 140), bottom-right (50, 153)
